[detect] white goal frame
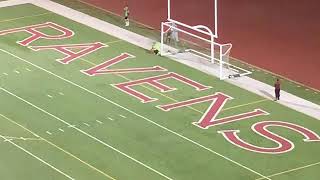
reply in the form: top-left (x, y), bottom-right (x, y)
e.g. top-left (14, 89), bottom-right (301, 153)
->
top-left (160, 0), bottom-right (251, 80)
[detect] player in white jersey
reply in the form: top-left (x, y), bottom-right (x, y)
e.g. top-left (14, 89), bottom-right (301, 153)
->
top-left (124, 5), bottom-right (130, 26)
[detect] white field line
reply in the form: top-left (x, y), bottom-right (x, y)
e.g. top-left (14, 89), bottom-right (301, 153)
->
top-left (46, 131), bottom-right (52, 135)
top-left (107, 117), bottom-right (114, 121)
top-left (47, 94), bottom-right (53, 98)
top-left (14, 70), bottom-right (20, 74)
top-left (0, 135), bottom-right (42, 141)
top-left (83, 122), bottom-right (90, 127)
top-left (0, 48), bottom-right (270, 180)
top-left (0, 135), bottom-right (75, 180)
top-left (119, 115), bottom-right (127, 118)
top-left (58, 128), bottom-right (64, 132)
top-left (0, 12), bottom-right (53, 23)
top-left (96, 120), bottom-right (103, 124)
top-left (0, 113), bottom-right (116, 180)
top-left (0, 87), bottom-right (172, 180)
top-left (255, 161), bottom-right (320, 180)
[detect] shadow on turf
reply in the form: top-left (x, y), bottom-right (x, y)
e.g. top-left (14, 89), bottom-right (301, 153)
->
top-left (259, 90), bottom-right (274, 100)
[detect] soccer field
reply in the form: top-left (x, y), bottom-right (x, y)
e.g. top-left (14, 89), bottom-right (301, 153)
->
top-left (0, 2), bottom-right (319, 180)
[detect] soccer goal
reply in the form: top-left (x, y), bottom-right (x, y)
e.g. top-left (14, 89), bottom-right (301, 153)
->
top-left (160, 0), bottom-right (251, 80)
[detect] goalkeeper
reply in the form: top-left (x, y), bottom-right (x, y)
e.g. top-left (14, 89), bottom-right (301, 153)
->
top-left (150, 42), bottom-right (161, 55)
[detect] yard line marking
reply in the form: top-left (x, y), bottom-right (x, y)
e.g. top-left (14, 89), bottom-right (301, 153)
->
top-left (47, 94), bottom-right (53, 98)
top-left (255, 161), bottom-right (320, 180)
top-left (222, 99), bottom-right (269, 112)
top-left (119, 115), bottom-right (127, 118)
top-left (96, 120), bottom-right (103, 124)
top-left (3, 73), bottom-right (8, 75)
top-left (0, 135), bottom-right (75, 180)
top-left (26, 68), bottom-right (32, 72)
top-left (0, 49), bottom-right (269, 179)
top-left (107, 117), bottom-right (114, 121)
top-left (104, 39), bottom-right (123, 45)
top-left (0, 12), bottom-right (53, 23)
top-left (58, 128), bottom-right (64, 132)
top-left (83, 122), bottom-right (90, 127)
top-left (59, 92), bottom-right (64, 96)
top-left (0, 114), bottom-right (116, 180)
top-left (0, 87), bottom-right (172, 180)
top-left (14, 70), bottom-right (20, 74)
top-left (46, 131), bottom-right (52, 135)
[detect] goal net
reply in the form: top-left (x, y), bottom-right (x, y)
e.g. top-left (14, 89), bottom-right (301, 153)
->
top-left (160, 0), bottom-right (251, 80)
top-left (160, 21), bottom-right (251, 80)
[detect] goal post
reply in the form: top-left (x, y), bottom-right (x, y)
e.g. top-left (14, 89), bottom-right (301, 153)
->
top-left (160, 0), bottom-right (252, 80)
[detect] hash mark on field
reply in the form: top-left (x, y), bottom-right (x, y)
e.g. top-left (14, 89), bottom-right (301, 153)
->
top-left (26, 68), bottom-right (32, 72)
top-left (83, 123), bottom-right (90, 127)
top-left (108, 117), bottom-right (114, 121)
top-left (46, 131), bottom-right (52, 135)
top-left (47, 94), bottom-right (53, 98)
top-left (3, 73), bottom-right (8, 76)
top-left (2, 136), bottom-right (42, 141)
top-left (119, 114), bottom-right (127, 118)
top-left (58, 128), bottom-right (64, 132)
top-left (14, 70), bottom-right (20, 74)
top-left (59, 92), bottom-right (64, 96)
top-left (96, 120), bottom-right (103, 124)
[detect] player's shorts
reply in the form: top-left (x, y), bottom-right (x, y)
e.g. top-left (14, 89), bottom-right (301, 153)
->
top-left (153, 49), bottom-right (159, 55)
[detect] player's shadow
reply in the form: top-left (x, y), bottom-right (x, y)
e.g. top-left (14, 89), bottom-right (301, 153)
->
top-left (259, 90), bottom-right (274, 100)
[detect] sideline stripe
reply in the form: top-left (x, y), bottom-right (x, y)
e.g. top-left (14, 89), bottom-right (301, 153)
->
top-left (255, 161), bottom-right (320, 180)
top-left (0, 48), bottom-right (270, 180)
top-left (0, 113), bottom-right (116, 180)
top-left (0, 87), bottom-right (172, 180)
top-left (0, 135), bottom-right (74, 180)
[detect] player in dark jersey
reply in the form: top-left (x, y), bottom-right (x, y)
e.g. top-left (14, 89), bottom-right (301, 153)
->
top-left (274, 78), bottom-right (281, 101)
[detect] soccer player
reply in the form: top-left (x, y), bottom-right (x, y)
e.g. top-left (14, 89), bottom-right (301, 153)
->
top-left (123, 5), bottom-right (130, 26)
top-left (171, 22), bottom-right (179, 46)
top-left (274, 78), bottom-right (281, 101)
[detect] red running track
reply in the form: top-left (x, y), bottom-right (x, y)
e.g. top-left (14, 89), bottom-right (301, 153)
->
top-left (84, 0), bottom-right (320, 90)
